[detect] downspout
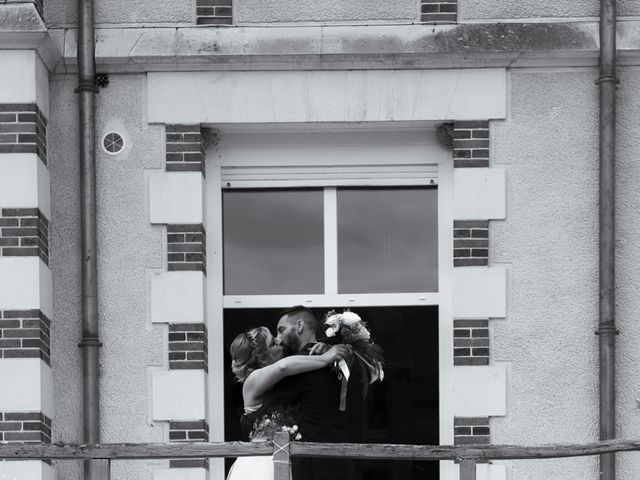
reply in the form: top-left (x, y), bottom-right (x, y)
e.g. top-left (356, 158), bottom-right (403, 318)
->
top-left (598, 1), bottom-right (617, 480)
top-left (77, 0), bottom-right (101, 478)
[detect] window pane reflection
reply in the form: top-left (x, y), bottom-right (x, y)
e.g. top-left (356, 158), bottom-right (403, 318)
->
top-left (223, 189), bottom-right (324, 295)
top-left (337, 187), bottom-right (438, 293)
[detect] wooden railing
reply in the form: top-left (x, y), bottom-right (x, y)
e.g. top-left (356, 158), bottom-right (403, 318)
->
top-left (2, 435), bottom-right (640, 480)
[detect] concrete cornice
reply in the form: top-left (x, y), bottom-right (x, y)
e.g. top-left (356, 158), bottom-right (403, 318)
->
top-left (0, 3), bottom-right (62, 71)
top-left (11, 21), bottom-right (640, 73)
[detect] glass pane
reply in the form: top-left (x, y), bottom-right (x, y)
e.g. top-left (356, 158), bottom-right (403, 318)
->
top-left (338, 187), bottom-right (438, 293)
top-left (223, 189), bottom-right (324, 294)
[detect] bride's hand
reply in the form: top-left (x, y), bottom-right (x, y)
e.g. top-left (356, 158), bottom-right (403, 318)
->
top-left (309, 342), bottom-right (330, 355)
top-left (321, 344), bottom-right (352, 364)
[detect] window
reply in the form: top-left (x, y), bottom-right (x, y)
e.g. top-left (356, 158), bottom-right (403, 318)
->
top-left (222, 186), bottom-right (438, 297)
top-left (206, 129), bottom-right (452, 480)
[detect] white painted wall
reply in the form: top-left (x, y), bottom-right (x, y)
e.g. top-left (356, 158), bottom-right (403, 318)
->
top-left (44, 0), bottom-right (192, 27)
top-left (459, 0), bottom-right (639, 20)
top-left (46, 64), bottom-right (640, 480)
top-left (491, 70), bottom-right (601, 479)
top-left (235, 0), bottom-right (418, 24)
top-left (0, 51), bottom-right (48, 118)
top-left (49, 75), bottom-right (166, 480)
top-left (147, 69), bottom-right (506, 124)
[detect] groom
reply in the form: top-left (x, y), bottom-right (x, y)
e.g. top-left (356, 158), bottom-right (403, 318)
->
top-left (269, 305), bottom-right (357, 480)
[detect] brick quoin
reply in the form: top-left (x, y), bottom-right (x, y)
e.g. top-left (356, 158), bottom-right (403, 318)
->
top-left (0, 209), bottom-right (50, 265)
top-left (453, 319), bottom-right (489, 366)
top-left (454, 417), bottom-right (490, 445)
top-left (165, 125), bottom-right (207, 174)
top-left (167, 224), bottom-right (207, 274)
top-left (0, 104), bottom-right (47, 165)
top-left (169, 420), bottom-right (209, 469)
top-left (453, 121), bottom-right (489, 168)
top-left (168, 323), bottom-right (208, 371)
top-left (0, 412), bottom-right (52, 443)
top-left (453, 220), bottom-right (488, 267)
top-left (0, 310), bottom-right (52, 365)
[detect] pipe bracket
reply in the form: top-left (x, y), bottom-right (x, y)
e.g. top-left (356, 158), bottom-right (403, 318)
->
top-left (596, 75), bottom-right (620, 85)
top-left (75, 83), bottom-right (99, 94)
top-left (78, 338), bottom-right (103, 348)
top-left (594, 327), bottom-right (620, 335)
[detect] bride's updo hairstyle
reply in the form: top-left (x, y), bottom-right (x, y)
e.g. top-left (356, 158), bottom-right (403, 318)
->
top-left (230, 326), bottom-right (274, 383)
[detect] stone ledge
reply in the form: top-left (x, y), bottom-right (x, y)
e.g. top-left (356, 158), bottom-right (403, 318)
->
top-left (46, 21), bottom-right (640, 73)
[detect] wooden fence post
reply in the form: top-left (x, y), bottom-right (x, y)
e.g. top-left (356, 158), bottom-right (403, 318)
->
top-left (91, 459), bottom-right (111, 480)
top-left (273, 432), bottom-right (291, 480)
top-left (459, 458), bottom-right (476, 480)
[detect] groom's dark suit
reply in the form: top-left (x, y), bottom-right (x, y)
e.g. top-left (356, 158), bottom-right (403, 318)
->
top-left (260, 343), bottom-right (356, 480)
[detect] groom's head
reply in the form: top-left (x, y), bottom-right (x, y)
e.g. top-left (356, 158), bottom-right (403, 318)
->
top-left (276, 305), bottom-right (318, 355)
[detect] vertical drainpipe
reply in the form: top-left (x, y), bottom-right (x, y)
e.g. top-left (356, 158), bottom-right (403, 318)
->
top-left (598, 1), bottom-right (617, 480)
top-left (77, 0), bottom-right (101, 478)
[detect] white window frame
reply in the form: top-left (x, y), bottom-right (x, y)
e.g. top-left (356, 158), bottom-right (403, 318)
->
top-left (205, 127), bottom-right (454, 480)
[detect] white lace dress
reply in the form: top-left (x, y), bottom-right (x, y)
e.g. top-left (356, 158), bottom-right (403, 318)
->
top-left (226, 405), bottom-right (274, 480)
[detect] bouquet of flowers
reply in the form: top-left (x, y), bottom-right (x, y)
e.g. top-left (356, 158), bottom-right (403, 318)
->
top-left (322, 310), bottom-right (385, 404)
top-left (249, 406), bottom-right (302, 442)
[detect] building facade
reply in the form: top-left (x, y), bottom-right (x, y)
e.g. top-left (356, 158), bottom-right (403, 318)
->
top-left (1, 0), bottom-right (640, 479)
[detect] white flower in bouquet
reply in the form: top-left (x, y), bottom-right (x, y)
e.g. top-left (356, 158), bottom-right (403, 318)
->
top-left (340, 311), bottom-right (361, 326)
top-left (324, 313), bottom-right (340, 337)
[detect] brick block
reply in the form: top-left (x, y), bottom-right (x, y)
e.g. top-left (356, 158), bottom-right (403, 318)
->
top-left (0, 412), bottom-right (52, 443)
top-left (165, 125), bottom-right (206, 174)
top-left (169, 419), bottom-right (209, 443)
top-left (0, 103), bottom-right (48, 165)
top-left (0, 310), bottom-right (52, 365)
top-left (196, 17), bottom-right (233, 25)
top-left (167, 224), bottom-right (206, 275)
top-left (0, 210), bottom-right (50, 265)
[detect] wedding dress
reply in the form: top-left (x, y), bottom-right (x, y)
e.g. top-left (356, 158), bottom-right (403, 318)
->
top-left (226, 405), bottom-right (275, 480)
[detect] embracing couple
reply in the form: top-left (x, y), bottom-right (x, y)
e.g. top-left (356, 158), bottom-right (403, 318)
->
top-left (227, 305), bottom-right (359, 480)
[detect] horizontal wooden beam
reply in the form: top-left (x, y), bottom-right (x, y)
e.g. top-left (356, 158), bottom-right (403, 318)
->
top-left (1, 438), bottom-right (640, 461)
top-left (0, 441), bottom-right (272, 460)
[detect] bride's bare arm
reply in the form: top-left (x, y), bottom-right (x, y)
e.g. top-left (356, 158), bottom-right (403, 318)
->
top-left (243, 345), bottom-right (350, 405)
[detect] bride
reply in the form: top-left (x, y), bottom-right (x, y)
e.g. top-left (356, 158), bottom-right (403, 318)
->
top-left (227, 326), bottom-right (350, 480)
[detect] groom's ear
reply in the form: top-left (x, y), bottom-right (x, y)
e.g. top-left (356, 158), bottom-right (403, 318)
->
top-left (296, 319), bottom-right (304, 334)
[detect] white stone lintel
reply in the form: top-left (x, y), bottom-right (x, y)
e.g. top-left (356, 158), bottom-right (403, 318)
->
top-left (0, 359), bottom-right (53, 418)
top-left (151, 271), bottom-right (205, 324)
top-left (452, 365), bottom-right (506, 417)
top-left (152, 370), bottom-right (206, 421)
top-left (149, 172), bottom-right (204, 225)
top-left (454, 168), bottom-right (506, 221)
top-left (147, 69), bottom-right (506, 124)
top-left (0, 154), bottom-right (51, 219)
top-left (0, 257), bottom-right (53, 318)
top-left (453, 267), bottom-right (506, 319)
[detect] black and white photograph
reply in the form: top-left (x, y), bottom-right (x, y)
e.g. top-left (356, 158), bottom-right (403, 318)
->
top-left (0, 1), bottom-right (636, 480)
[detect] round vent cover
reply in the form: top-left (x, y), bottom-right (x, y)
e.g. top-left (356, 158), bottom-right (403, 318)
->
top-left (102, 132), bottom-right (125, 155)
